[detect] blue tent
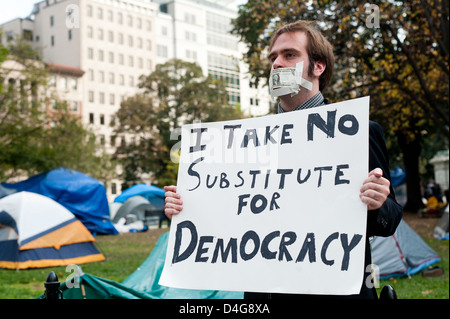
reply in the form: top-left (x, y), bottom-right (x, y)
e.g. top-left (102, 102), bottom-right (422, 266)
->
top-left (390, 166), bottom-right (406, 188)
top-left (114, 184), bottom-right (165, 211)
top-left (0, 168), bottom-right (117, 235)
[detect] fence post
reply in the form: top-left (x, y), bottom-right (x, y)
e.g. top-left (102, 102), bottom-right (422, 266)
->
top-left (43, 271), bottom-right (63, 299)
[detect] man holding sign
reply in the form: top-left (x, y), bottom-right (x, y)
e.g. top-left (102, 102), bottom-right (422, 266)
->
top-left (163, 21), bottom-right (402, 299)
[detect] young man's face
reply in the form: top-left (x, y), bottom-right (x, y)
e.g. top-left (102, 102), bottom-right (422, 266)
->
top-left (268, 31), bottom-right (311, 70)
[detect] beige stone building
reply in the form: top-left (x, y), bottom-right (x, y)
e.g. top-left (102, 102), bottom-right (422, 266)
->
top-left (1, 0), bottom-right (271, 200)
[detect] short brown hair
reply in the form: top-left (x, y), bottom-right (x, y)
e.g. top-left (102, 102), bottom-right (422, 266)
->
top-left (269, 20), bottom-right (335, 91)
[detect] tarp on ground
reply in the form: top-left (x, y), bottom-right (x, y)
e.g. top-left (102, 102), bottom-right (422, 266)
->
top-left (371, 219), bottom-right (441, 279)
top-left (0, 167), bottom-right (117, 235)
top-left (47, 232), bottom-right (243, 299)
top-left (55, 272), bottom-right (154, 299)
top-left (0, 192), bottom-right (105, 270)
top-left (122, 232), bottom-right (243, 299)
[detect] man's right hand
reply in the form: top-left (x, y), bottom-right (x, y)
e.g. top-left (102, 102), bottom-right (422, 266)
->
top-left (164, 185), bottom-right (183, 219)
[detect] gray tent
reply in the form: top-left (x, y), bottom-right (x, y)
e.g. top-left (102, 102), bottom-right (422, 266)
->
top-left (371, 219), bottom-right (441, 279)
top-left (112, 196), bottom-right (167, 227)
top-left (434, 205), bottom-right (449, 240)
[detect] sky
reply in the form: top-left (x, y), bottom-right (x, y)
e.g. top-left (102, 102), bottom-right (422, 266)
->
top-left (0, 0), bottom-right (38, 25)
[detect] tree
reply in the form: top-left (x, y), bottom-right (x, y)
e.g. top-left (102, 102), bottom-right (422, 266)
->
top-left (232, 0), bottom-right (449, 211)
top-left (111, 58), bottom-right (243, 187)
top-left (0, 38), bottom-right (112, 182)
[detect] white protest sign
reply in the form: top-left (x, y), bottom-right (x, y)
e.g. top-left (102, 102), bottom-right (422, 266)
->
top-left (159, 97), bottom-right (369, 295)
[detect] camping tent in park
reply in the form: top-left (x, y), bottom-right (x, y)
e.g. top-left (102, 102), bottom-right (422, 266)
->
top-left (0, 192), bottom-right (105, 270)
top-left (112, 184), bottom-right (168, 231)
top-left (114, 184), bottom-right (165, 210)
top-left (0, 167), bottom-right (117, 235)
top-left (371, 219), bottom-right (441, 279)
top-left (434, 205), bottom-right (449, 240)
top-left (111, 196), bottom-right (154, 224)
top-left (49, 232), bottom-right (243, 299)
top-left (111, 196), bottom-right (169, 232)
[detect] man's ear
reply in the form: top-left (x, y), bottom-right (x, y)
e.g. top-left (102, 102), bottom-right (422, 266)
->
top-left (314, 60), bottom-right (326, 77)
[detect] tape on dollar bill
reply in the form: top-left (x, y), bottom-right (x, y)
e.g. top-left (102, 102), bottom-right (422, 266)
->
top-left (269, 61), bottom-right (313, 99)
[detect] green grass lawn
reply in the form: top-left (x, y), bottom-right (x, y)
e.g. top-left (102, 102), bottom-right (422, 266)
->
top-left (0, 214), bottom-right (448, 299)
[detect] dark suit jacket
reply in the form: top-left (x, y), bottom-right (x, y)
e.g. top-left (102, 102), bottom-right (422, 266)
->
top-left (244, 121), bottom-right (403, 299)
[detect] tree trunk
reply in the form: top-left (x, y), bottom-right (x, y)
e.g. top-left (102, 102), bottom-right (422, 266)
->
top-left (397, 132), bottom-right (424, 212)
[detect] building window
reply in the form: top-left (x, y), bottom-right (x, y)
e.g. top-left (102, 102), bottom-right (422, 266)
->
top-left (119, 54), bottom-right (124, 65)
top-left (109, 93), bottom-right (115, 105)
top-left (49, 75), bottom-right (56, 87)
top-left (100, 114), bottom-right (105, 125)
top-left (50, 16), bottom-right (54, 26)
top-left (60, 77), bottom-right (67, 90)
top-left (88, 91), bottom-right (94, 102)
top-left (109, 52), bottom-right (114, 63)
top-left (72, 101), bottom-right (78, 112)
top-left (87, 5), bottom-right (92, 17)
top-left (51, 35), bottom-right (54, 46)
top-left (99, 92), bottom-right (105, 104)
top-left (98, 28), bottom-right (103, 40)
top-left (98, 49), bottom-right (104, 61)
top-left (108, 30), bottom-right (114, 42)
top-left (99, 135), bottom-right (105, 145)
top-left (88, 48), bottom-right (93, 59)
top-left (117, 12), bottom-right (123, 24)
top-left (111, 182), bottom-right (117, 194)
top-left (68, 30), bottom-right (72, 40)
top-left (99, 71), bottom-right (104, 83)
top-left (128, 35), bottom-right (133, 47)
top-left (87, 26), bottom-right (93, 38)
top-left (89, 112), bottom-right (94, 123)
top-left (109, 72), bottom-right (115, 84)
top-left (97, 8), bottom-right (103, 19)
top-left (107, 10), bottom-right (113, 22)
top-left (157, 45), bottom-right (168, 58)
top-left (128, 56), bottom-right (134, 67)
top-left (186, 49), bottom-right (197, 61)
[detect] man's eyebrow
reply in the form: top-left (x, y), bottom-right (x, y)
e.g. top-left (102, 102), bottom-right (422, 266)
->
top-left (268, 48), bottom-right (302, 60)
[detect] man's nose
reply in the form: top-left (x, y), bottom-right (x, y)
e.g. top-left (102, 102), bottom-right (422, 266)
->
top-left (272, 56), bottom-right (284, 69)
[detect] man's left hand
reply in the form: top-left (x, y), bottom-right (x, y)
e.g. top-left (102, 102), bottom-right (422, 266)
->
top-left (360, 168), bottom-right (390, 211)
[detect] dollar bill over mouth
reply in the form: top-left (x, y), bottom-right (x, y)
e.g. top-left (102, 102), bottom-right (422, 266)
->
top-left (269, 62), bottom-right (313, 98)
top-left (269, 68), bottom-right (297, 90)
